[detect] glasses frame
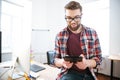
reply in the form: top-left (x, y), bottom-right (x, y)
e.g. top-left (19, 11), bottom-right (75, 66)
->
top-left (65, 15), bottom-right (82, 22)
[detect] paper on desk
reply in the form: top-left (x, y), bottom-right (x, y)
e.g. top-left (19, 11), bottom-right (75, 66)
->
top-left (30, 71), bottom-right (40, 78)
top-left (12, 73), bottom-right (23, 79)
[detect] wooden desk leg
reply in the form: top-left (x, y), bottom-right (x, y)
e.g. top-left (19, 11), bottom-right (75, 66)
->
top-left (110, 60), bottom-right (113, 80)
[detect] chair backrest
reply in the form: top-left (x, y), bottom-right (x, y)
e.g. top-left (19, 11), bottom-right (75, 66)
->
top-left (46, 51), bottom-right (55, 65)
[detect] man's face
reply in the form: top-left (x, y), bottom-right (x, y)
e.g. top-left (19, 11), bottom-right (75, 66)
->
top-left (65, 9), bottom-right (82, 31)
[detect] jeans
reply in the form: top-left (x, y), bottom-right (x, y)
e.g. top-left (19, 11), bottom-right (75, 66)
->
top-left (60, 69), bottom-right (95, 80)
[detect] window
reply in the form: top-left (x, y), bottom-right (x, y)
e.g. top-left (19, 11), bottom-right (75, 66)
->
top-left (1, 1), bottom-right (23, 53)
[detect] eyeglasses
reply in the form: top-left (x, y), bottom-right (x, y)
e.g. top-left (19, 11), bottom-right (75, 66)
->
top-left (65, 15), bottom-right (81, 22)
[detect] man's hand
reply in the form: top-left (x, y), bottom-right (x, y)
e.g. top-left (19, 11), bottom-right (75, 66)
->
top-left (54, 58), bottom-right (73, 69)
top-left (75, 54), bottom-right (88, 70)
top-left (75, 54), bottom-right (97, 70)
top-left (62, 59), bottom-right (73, 69)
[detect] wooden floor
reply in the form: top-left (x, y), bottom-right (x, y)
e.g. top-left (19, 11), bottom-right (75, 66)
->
top-left (97, 73), bottom-right (120, 80)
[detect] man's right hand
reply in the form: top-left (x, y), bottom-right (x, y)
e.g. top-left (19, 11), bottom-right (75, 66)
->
top-left (62, 59), bottom-right (73, 69)
top-left (54, 58), bottom-right (73, 69)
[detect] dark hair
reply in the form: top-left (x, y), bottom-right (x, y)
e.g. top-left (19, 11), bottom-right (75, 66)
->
top-left (64, 1), bottom-right (82, 12)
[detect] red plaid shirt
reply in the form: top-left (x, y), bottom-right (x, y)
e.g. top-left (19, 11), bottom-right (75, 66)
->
top-left (54, 25), bottom-right (102, 80)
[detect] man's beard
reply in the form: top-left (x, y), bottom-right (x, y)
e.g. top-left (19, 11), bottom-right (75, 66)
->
top-left (68, 24), bottom-right (80, 31)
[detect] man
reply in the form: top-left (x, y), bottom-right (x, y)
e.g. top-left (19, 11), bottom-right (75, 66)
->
top-left (54, 1), bottom-right (102, 80)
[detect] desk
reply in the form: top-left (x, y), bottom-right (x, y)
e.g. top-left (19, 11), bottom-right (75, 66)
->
top-left (108, 55), bottom-right (120, 80)
top-left (0, 61), bottom-right (60, 80)
top-left (30, 61), bottom-right (60, 80)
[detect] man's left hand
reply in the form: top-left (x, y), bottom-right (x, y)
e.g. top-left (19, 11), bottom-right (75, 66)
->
top-left (75, 54), bottom-right (88, 70)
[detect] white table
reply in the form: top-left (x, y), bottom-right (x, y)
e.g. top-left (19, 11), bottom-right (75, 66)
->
top-left (0, 61), bottom-right (60, 80)
top-left (108, 54), bottom-right (120, 80)
top-left (30, 61), bottom-right (60, 80)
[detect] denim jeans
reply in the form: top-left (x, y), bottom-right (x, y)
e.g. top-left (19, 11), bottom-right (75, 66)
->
top-left (60, 69), bottom-right (95, 80)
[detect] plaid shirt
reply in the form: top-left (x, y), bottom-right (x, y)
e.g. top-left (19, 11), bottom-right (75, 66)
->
top-left (54, 25), bottom-right (102, 80)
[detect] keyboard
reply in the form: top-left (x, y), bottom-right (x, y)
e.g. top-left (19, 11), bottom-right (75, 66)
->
top-left (30, 64), bottom-right (45, 72)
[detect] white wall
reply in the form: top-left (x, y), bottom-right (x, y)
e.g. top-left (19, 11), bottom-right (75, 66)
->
top-left (110, 0), bottom-right (120, 54)
top-left (109, 0), bottom-right (120, 78)
top-left (31, 0), bottom-right (67, 54)
top-left (32, 0), bottom-right (47, 29)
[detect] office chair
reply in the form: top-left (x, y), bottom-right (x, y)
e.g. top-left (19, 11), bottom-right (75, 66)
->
top-left (46, 51), bottom-right (55, 65)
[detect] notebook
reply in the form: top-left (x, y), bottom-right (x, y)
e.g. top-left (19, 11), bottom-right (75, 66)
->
top-left (30, 64), bottom-right (45, 72)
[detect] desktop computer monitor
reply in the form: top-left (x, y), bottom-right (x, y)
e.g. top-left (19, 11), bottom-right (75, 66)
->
top-left (12, 0), bottom-right (32, 78)
top-left (12, 24), bottom-right (31, 78)
top-left (12, 47), bottom-right (30, 75)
